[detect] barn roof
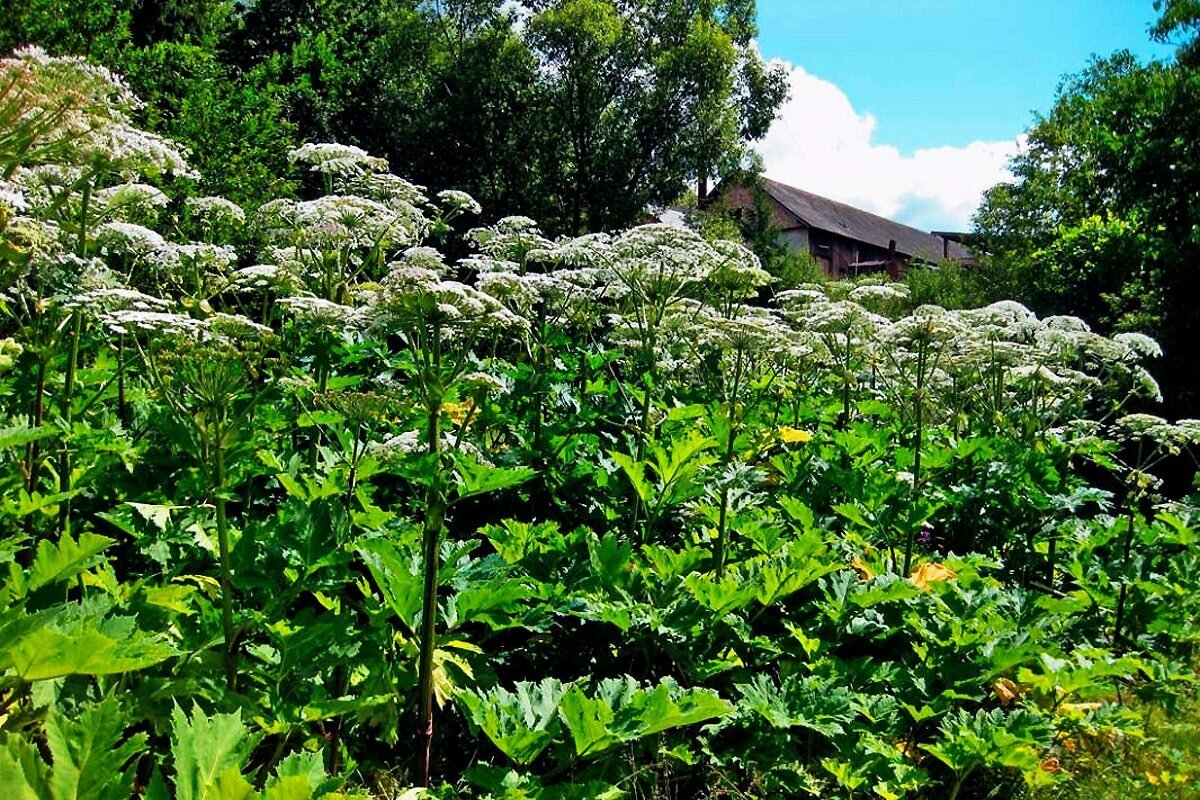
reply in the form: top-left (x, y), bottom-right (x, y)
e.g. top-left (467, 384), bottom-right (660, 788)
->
top-left (760, 178), bottom-right (970, 261)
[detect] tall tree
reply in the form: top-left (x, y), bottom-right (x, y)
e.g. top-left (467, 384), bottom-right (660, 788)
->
top-left (525, 0), bottom-right (786, 232)
top-left (974, 12), bottom-right (1200, 413)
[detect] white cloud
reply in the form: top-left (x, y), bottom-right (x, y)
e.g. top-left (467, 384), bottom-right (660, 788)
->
top-left (755, 61), bottom-right (1022, 232)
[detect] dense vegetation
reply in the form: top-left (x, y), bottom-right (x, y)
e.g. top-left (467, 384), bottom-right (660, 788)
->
top-left (972, 0), bottom-right (1200, 420)
top-left (0, 0), bottom-right (786, 235)
top-left (1, 45), bottom-right (1200, 800)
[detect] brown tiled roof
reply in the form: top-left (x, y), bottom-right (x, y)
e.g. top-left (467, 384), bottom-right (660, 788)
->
top-left (761, 178), bottom-right (971, 262)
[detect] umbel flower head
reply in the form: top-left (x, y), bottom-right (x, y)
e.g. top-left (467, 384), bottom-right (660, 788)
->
top-left (186, 196), bottom-right (246, 226)
top-left (289, 142), bottom-right (388, 179)
top-left (365, 261), bottom-right (528, 340)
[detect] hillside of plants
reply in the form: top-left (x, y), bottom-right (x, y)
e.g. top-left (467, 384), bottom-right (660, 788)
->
top-left (3, 6), bottom-right (1200, 800)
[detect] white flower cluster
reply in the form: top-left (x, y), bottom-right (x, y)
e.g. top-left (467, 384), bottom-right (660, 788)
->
top-left (370, 428), bottom-right (491, 465)
top-left (366, 261), bottom-right (528, 338)
top-left (289, 142), bottom-right (388, 179)
top-left (95, 222), bottom-right (166, 256)
top-left (67, 287), bottom-right (171, 316)
top-left (147, 242), bottom-right (237, 275)
top-left (278, 296), bottom-right (359, 330)
top-left (96, 183), bottom-right (169, 216)
top-left (0, 179), bottom-right (30, 213)
top-left (186, 196), bottom-right (246, 225)
top-left (258, 194), bottom-right (425, 254)
top-left (1113, 414), bottom-right (1200, 454)
top-left (468, 216), bottom-right (554, 263)
top-left (437, 189), bottom-right (482, 215)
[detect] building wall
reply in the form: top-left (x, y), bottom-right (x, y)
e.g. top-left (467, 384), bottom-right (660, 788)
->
top-left (780, 227), bottom-right (809, 253)
top-left (716, 185), bottom-right (906, 279)
top-left (720, 184), bottom-right (799, 230)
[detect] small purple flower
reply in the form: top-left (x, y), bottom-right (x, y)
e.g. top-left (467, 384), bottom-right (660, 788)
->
top-left (916, 528), bottom-right (933, 546)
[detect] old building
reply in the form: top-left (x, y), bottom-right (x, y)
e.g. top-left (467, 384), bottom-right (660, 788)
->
top-left (719, 178), bottom-right (973, 279)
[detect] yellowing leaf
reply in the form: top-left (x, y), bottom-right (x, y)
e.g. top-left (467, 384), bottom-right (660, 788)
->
top-left (442, 399), bottom-right (475, 426)
top-left (909, 562), bottom-right (956, 591)
top-left (993, 677), bottom-right (1020, 705)
top-left (779, 426), bottom-right (813, 444)
top-left (850, 557), bottom-right (875, 582)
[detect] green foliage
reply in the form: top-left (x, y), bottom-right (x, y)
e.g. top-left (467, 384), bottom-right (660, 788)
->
top-left (0, 49), bottom-right (1197, 800)
top-left (974, 11), bottom-right (1200, 412)
top-left (0, 697), bottom-right (147, 800)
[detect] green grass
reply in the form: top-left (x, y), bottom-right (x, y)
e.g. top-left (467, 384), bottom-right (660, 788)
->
top-left (1033, 690), bottom-right (1200, 800)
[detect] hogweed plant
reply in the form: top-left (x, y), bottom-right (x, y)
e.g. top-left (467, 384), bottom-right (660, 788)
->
top-left (124, 311), bottom-right (275, 691)
top-left (1097, 414), bottom-right (1200, 652)
top-left (3, 53), bottom-right (1200, 800)
top-left (366, 252), bottom-right (529, 785)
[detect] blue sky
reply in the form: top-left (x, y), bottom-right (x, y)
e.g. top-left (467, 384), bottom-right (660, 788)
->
top-left (752, 0), bottom-right (1177, 230)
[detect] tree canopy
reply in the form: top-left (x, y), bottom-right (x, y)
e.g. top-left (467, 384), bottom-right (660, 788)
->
top-left (974, 4), bottom-right (1200, 413)
top-left (0, 0), bottom-right (787, 234)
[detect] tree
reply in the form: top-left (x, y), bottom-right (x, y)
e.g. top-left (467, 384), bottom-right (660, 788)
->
top-left (524, 0), bottom-right (786, 232)
top-left (974, 18), bottom-right (1200, 413)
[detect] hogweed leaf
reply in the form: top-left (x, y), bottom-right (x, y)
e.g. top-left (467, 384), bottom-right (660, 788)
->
top-left (458, 679), bottom-right (568, 764)
top-left (0, 735), bottom-right (48, 800)
top-left (559, 685), bottom-right (615, 757)
top-left (22, 531), bottom-right (113, 597)
top-left (45, 697), bottom-right (147, 800)
top-left (452, 459), bottom-right (536, 501)
top-left (262, 751), bottom-right (340, 800)
top-left (2, 614), bottom-right (175, 681)
top-left (170, 703), bottom-right (256, 800)
top-left (357, 538), bottom-right (421, 629)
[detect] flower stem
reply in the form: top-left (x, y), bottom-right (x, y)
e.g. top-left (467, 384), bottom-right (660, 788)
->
top-left (416, 324), bottom-right (446, 786)
top-left (213, 427), bottom-right (238, 691)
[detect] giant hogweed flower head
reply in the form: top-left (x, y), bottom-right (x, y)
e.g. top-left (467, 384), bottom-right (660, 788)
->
top-left (468, 216), bottom-right (554, 266)
top-left (476, 268), bottom-right (601, 325)
top-left (186, 196), bottom-right (246, 226)
top-left (1, 48), bottom-right (138, 170)
top-left (960, 300), bottom-right (1040, 342)
top-left (344, 173), bottom-right (430, 235)
top-left (95, 183), bottom-right (169, 221)
top-left (366, 261), bottom-right (528, 340)
top-left (847, 282), bottom-right (910, 317)
top-left (288, 142), bottom-right (388, 179)
top-left (0, 178), bottom-right (28, 214)
top-left (885, 304), bottom-right (970, 347)
top-left (789, 299), bottom-right (887, 338)
top-left (278, 295), bottom-right (360, 332)
top-left (67, 286), bottom-right (171, 317)
top-left (398, 245), bottom-right (452, 277)
top-left (1112, 332), bottom-right (1163, 361)
top-left (11, 165), bottom-right (85, 211)
top-left (96, 221), bottom-right (166, 256)
top-left (1114, 413), bottom-right (1200, 455)
top-left (258, 195), bottom-right (425, 253)
top-left (75, 122), bottom-right (194, 180)
top-left (436, 189), bottom-right (481, 216)
top-left (606, 224), bottom-right (715, 297)
top-left (147, 242), bottom-right (237, 278)
top-left (707, 239), bottom-right (772, 304)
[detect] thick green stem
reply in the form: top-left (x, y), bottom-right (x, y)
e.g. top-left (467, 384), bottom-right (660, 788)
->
top-left (117, 335), bottom-right (128, 427)
top-left (58, 311), bottom-right (82, 533)
top-left (902, 345), bottom-right (926, 576)
top-left (25, 354), bottom-right (47, 492)
top-left (214, 430), bottom-right (237, 691)
top-left (76, 180), bottom-right (91, 258)
top-left (416, 326), bottom-right (445, 787)
top-left (530, 306), bottom-right (546, 456)
top-left (1112, 498), bottom-right (1138, 654)
top-left (715, 354), bottom-right (746, 578)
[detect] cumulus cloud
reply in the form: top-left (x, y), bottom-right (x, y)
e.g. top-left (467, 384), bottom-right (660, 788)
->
top-left (755, 61), bottom-right (1022, 232)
